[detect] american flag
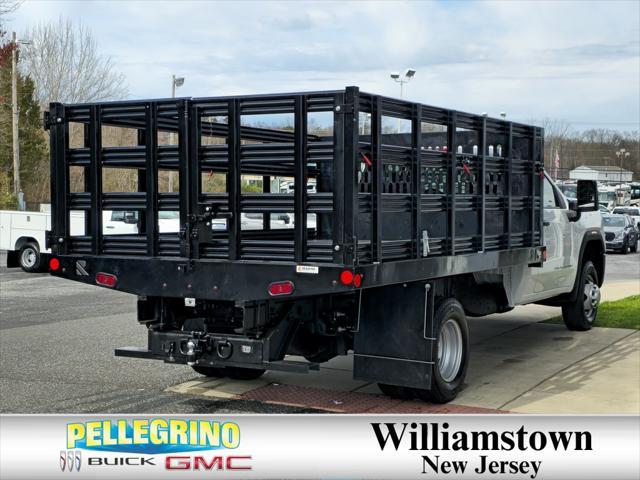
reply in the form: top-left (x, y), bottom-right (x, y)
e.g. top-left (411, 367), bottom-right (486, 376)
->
top-left (554, 149), bottom-right (560, 179)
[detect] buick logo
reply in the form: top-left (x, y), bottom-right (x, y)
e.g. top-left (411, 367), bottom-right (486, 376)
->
top-left (60, 450), bottom-right (81, 472)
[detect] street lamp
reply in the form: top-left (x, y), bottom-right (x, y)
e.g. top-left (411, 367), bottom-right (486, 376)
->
top-left (169, 75), bottom-right (185, 192)
top-left (616, 148), bottom-right (630, 183)
top-left (390, 68), bottom-right (416, 99)
top-left (171, 75), bottom-right (185, 98)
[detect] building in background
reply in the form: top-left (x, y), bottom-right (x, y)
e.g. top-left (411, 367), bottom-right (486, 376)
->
top-left (569, 165), bottom-right (633, 183)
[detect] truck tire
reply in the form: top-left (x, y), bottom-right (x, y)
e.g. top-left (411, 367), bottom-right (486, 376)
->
top-left (19, 242), bottom-right (41, 273)
top-left (413, 298), bottom-right (469, 404)
top-left (631, 240), bottom-right (637, 253)
top-left (561, 260), bottom-right (600, 331)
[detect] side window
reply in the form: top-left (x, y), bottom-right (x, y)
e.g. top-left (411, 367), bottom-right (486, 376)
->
top-left (543, 178), bottom-right (559, 208)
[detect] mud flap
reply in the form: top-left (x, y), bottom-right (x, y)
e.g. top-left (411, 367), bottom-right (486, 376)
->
top-left (6, 250), bottom-right (19, 268)
top-left (353, 282), bottom-right (435, 389)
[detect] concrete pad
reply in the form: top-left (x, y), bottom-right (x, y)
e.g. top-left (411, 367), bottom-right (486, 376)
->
top-left (457, 323), bottom-right (635, 409)
top-left (166, 376), bottom-right (269, 399)
top-left (504, 332), bottom-right (640, 413)
top-left (601, 280), bottom-right (639, 301)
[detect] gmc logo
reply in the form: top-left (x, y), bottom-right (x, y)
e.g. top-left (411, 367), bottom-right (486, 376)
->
top-left (165, 455), bottom-right (252, 471)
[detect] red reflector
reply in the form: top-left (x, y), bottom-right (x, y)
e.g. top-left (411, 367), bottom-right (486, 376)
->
top-left (340, 270), bottom-right (354, 285)
top-left (353, 273), bottom-right (363, 288)
top-left (96, 272), bottom-right (117, 288)
top-left (268, 281), bottom-right (294, 296)
top-left (49, 258), bottom-right (60, 271)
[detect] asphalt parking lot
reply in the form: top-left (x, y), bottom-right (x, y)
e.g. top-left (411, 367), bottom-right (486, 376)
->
top-left (0, 250), bottom-right (638, 414)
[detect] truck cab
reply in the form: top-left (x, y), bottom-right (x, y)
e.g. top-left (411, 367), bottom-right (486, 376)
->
top-left (511, 174), bottom-right (604, 305)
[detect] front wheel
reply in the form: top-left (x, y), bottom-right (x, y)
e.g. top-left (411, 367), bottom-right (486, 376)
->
top-left (561, 260), bottom-right (600, 331)
top-left (413, 298), bottom-right (469, 404)
top-left (19, 242), bottom-right (41, 273)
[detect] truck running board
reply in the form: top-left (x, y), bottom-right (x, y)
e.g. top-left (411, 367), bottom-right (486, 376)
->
top-left (115, 346), bottom-right (320, 374)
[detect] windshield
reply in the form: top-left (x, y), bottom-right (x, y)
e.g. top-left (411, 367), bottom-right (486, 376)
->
top-left (613, 208), bottom-right (640, 216)
top-left (559, 185), bottom-right (577, 198)
top-left (598, 191), bottom-right (616, 203)
top-left (603, 216), bottom-right (625, 227)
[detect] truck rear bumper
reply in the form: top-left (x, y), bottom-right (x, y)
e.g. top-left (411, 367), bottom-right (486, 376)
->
top-left (115, 330), bottom-right (319, 374)
top-left (49, 246), bottom-right (543, 302)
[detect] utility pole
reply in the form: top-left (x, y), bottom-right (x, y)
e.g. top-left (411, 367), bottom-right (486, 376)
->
top-left (11, 32), bottom-right (20, 197)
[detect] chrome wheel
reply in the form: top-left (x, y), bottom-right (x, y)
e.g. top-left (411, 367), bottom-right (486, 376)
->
top-left (437, 318), bottom-right (463, 382)
top-left (583, 272), bottom-right (600, 323)
top-left (20, 247), bottom-right (37, 268)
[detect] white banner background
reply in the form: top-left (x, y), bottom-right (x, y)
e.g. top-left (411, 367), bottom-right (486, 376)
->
top-left (1, 414), bottom-right (638, 479)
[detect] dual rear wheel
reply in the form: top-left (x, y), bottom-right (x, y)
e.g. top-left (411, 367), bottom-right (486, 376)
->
top-left (379, 298), bottom-right (469, 404)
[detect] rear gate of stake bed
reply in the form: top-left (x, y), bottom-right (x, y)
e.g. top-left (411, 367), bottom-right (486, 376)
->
top-left (44, 87), bottom-right (545, 397)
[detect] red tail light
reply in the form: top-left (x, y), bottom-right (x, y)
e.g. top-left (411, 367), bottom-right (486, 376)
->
top-left (268, 280), bottom-right (294, 296)
top-left (96, 272), bottom-right (117, 288)
top-left (353, 273), bottom-right (363, 288)
top-left (339, 270), bottom-right (354, 285)
top-left (49, 258), bottom-right (60, 271)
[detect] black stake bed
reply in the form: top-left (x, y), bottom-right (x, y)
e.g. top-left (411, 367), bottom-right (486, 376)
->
top-left (47, 87), bottom-right (544, 301)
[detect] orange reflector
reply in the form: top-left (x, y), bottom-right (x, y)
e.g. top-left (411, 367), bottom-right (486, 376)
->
top-left (49, 258), bottom-right (60, 271)
top-left (339, 270), bottom-right (354, 285)
top-left (353, 273), bottom-right (363, 288)
top-left (96, 272), bottom-right (117, 288)
top-left (268, 280), bottom-right (294, 296)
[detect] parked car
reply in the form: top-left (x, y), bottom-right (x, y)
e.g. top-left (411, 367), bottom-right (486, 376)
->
top-left (602, 214), bottom-right (638, 254)
top-left (611, 207), bottom-right (640, 231)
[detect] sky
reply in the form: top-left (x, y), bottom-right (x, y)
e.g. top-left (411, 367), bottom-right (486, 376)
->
top-left (6, 0), bottom-right (640, 131)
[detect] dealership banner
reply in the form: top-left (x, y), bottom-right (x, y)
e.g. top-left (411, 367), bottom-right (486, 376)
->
top-left (1, 415), bottom-right (638, 479)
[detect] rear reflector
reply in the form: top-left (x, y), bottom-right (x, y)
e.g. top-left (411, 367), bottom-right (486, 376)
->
top-left (353, 273), bottom-right (363, 288)
top-left (96, 272), bottom-right (117, 288)
top-left (339, 270), bottom-right (354, 285)
top-left (268, 281), bottom-right (294, 296)
top-left (49, 258), bottom-right (60, 271)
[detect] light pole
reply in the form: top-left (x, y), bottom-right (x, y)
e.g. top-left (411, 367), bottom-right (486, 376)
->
top-left (615, 148), bottom-right (630, 183)
top-left (11, 32), bottom-right (32, 204)
top-left (169, 75), bottom-right (185, 192)
top-left (390, 68), bottom-right (416, 99)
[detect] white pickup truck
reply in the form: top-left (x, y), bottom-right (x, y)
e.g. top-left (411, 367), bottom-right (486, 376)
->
top-left (1, 209), bottom-right (180, 272)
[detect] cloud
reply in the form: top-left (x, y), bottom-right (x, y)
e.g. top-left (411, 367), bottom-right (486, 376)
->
top-left (8, 0), bottom-right (640, 130)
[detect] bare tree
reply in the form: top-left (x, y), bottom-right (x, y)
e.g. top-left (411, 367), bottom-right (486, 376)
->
top-left (21, 17), bottom-right (127, 106)
top-left (0, 0), bottom-right (21, 28)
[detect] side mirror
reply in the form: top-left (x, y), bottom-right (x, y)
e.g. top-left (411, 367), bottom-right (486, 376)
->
top-left (124, 214), bottom-right (138, 224)
top-left (577, 180), bottom-right (598, 212)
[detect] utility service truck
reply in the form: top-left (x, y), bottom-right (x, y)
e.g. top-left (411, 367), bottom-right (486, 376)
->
top-left (7, 87), bottom-right (605, 403)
